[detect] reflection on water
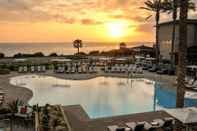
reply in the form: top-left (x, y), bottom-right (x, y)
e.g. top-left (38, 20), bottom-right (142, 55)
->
top-left (10, 75), bottom-right (197, 118)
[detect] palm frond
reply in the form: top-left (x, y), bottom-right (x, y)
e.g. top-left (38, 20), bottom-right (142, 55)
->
top-left (146, 15), bottom-right (153, 20)
top-left (139, 7), bottom-right (153, 11)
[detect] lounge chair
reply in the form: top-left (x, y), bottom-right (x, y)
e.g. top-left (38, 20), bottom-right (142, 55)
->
top-left (78, 67), bottom-right (82, 73)
top-left (108, 125), bottom-right (119, 131)
top-left (126, 122), bottom-right (145, 131)
top-left (40, 66), bottom-right (45, 72)
top-left (111, 67), bottom-right (116, 73)
top-left (18, 66), bottom-right (23, 73)
top-left (149, 65), bottom-right (158, 72)
top-left (104, 66), bottom-right (108, 73)
top-left (65, 67), bottom-right (70, 73)
top-left (30, 66), bottom-right (35, 72)
top-left (185, 77), bottom-right (194, 85)
top-left (117, 67), bottom-right (121, 73)
top-left (56, 66), bottom-right (65, 73)
top-left (0, 95), bottom-right (4, 105)
top-left (152, 119), bottom-right (165, 127)
top-left (93, 66), bottom-right (97, 73)
top-left (71, 67), bottom-right (75, 73)
top-left (37, 66), bottom-right (41, 72)
top-left (162, 117), bottom-right (174, 131)
top-left (144, 122), bottom-right (157, 131)
top-left (135, 122), bottom-right (145, 131)
top-left (89, 66), bottom-right (93, 73)
top-left (125, 122), bottom-right (136, 130)
top-left (157, 68), bottom-right (168, 74)
top-left (23, 66), bottom-right (28, 72)
top-left (107, 125), bottom-right (125, 131)
top-left (138, 67), bottom-right (143, 74)
top-left (186, 80), bottom-right (197, 88)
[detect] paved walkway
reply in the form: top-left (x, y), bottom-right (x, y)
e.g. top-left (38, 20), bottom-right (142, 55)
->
top-left (63, 105), bottom-right (172, 131)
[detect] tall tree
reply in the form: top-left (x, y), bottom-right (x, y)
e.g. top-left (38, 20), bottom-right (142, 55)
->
top-left (176, 0), bottom-right (188, 108)
top-left (175, 1), bottom-right (190, 130)
top-left (73, 39), bottom-right (83, 54)
top-left (170, 0), bottom-right (177, 68)
top-left (140, 0), bottom-right (166, 64)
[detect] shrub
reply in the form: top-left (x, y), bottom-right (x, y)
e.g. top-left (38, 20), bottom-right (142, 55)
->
top-left (0, 69), bottom-right (10, 74)
top-left (0, 53), bottom-right (5, 58)
top-left (7, 99), bottom-right (24, 113)
top-left (0, 107), bottom-right (11, 114)
top-left (49, 53), bottom-right (58, 57)
top-left (89, 50), bottom-right (100, 56)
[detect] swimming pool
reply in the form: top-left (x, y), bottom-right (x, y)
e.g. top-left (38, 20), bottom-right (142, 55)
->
top-left (10, 75), bottom-right (197, 118)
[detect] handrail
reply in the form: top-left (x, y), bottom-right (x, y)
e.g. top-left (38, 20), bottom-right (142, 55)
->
top-left (35, 111), bottom-right (40, 131)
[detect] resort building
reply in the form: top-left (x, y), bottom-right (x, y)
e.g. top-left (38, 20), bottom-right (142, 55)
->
top-left (158, 19), bottom-right (197, 65)
top-left (131, 45), bottom-right (155, 57)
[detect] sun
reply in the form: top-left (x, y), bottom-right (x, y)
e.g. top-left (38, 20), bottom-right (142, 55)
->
top-left (107, 21), bottom-right (127, 38)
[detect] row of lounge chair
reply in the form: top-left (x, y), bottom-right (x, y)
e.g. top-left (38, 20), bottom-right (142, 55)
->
top-left (55, 66), bottom-right (97, 74)
top-left (0, 90), bottom-right (5, 105)
top-left (18, 66), bottom-right (46, 73)
top-left (104, 65), bottom-right (143, 74)
top-left (107, 117), bottom-right (174, 131)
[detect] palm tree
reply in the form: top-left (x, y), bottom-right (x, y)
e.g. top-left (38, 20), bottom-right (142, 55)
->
top-left (119, 42), bottom-right (127, 50)
top-left (73, 39), bottom-right (83, 54)
top-left (163, 0), bottom-right (195, 68)
top-left (176, 0), bottom-right (188, 109)
top-left (175, 2), bottom-right (189, 130)
top-left (170, 0), bottom-right (177, 68)
top-left (140, 0), bottom-right (167, 64)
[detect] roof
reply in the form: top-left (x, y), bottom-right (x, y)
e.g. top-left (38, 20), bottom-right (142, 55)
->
top-left (159, 19), bottom-right (197, 27)
top-left (131, 45), bottom-right (154, 51)
top-left (14, 58), bottom-right (27, 62)
top-left (51, 59), bottom-right (72, 62)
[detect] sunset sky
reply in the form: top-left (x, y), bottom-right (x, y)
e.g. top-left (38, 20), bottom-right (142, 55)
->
top-left (0, 0), bottom-right (197, 43)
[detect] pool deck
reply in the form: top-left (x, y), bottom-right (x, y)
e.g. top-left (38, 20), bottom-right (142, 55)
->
top-left (0, 73), bottom-right (33, 104)
top-left (63, 105), bottom-right (172, 131)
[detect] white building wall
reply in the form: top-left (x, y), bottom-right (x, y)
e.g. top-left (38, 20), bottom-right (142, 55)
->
top-left (159, 23), bottom-right (196, 60)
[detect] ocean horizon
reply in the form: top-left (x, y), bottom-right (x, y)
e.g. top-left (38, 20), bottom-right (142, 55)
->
top-left (0, 42), bottom-right (153, 57)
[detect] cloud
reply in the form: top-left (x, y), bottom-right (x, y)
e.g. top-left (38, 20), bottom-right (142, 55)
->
top-left (0, 0), bottom-right (196, 36)
top-left (110, 14), bottom-right (147, 23)
top-left (81, 19), bottom-right (103, 25)
top-left (135, 23), bottom-right (154, 33)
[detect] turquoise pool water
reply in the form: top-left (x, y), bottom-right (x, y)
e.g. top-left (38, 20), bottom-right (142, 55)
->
top-left (10, 75), bottom-right (197, 118)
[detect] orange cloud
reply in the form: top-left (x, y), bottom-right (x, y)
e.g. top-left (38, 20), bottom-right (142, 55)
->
top-left (81, 19), bottom-right (103, 25)
top-left (0, 0), bottom-right (196, 42)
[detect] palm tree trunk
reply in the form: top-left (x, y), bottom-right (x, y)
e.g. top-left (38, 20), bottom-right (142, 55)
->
top-left (155, 10), bottom-right (160, 64)
top-left (171, 0), bottom-right (177, 68)
top-left (77, 48), bottom-right (79, 54)
top-left (175, 1), bottom-right (188, 130)
top-left (176, 0), bottom-right (188, 108)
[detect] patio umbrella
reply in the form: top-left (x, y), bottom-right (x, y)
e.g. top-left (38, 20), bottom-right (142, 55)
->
top-left (165, 107), bottom-right (197, 124)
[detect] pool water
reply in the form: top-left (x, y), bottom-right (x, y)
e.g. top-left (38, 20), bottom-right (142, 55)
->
top-left (10, 75), bottom-right (197, 118)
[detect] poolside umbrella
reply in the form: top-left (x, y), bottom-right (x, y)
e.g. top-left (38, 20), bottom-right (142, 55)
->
top-left (165, 107), bottom-right (197, 124)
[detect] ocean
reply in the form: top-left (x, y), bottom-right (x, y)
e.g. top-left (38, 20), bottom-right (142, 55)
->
top-left (0, 42), bottom-right (153, 57)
